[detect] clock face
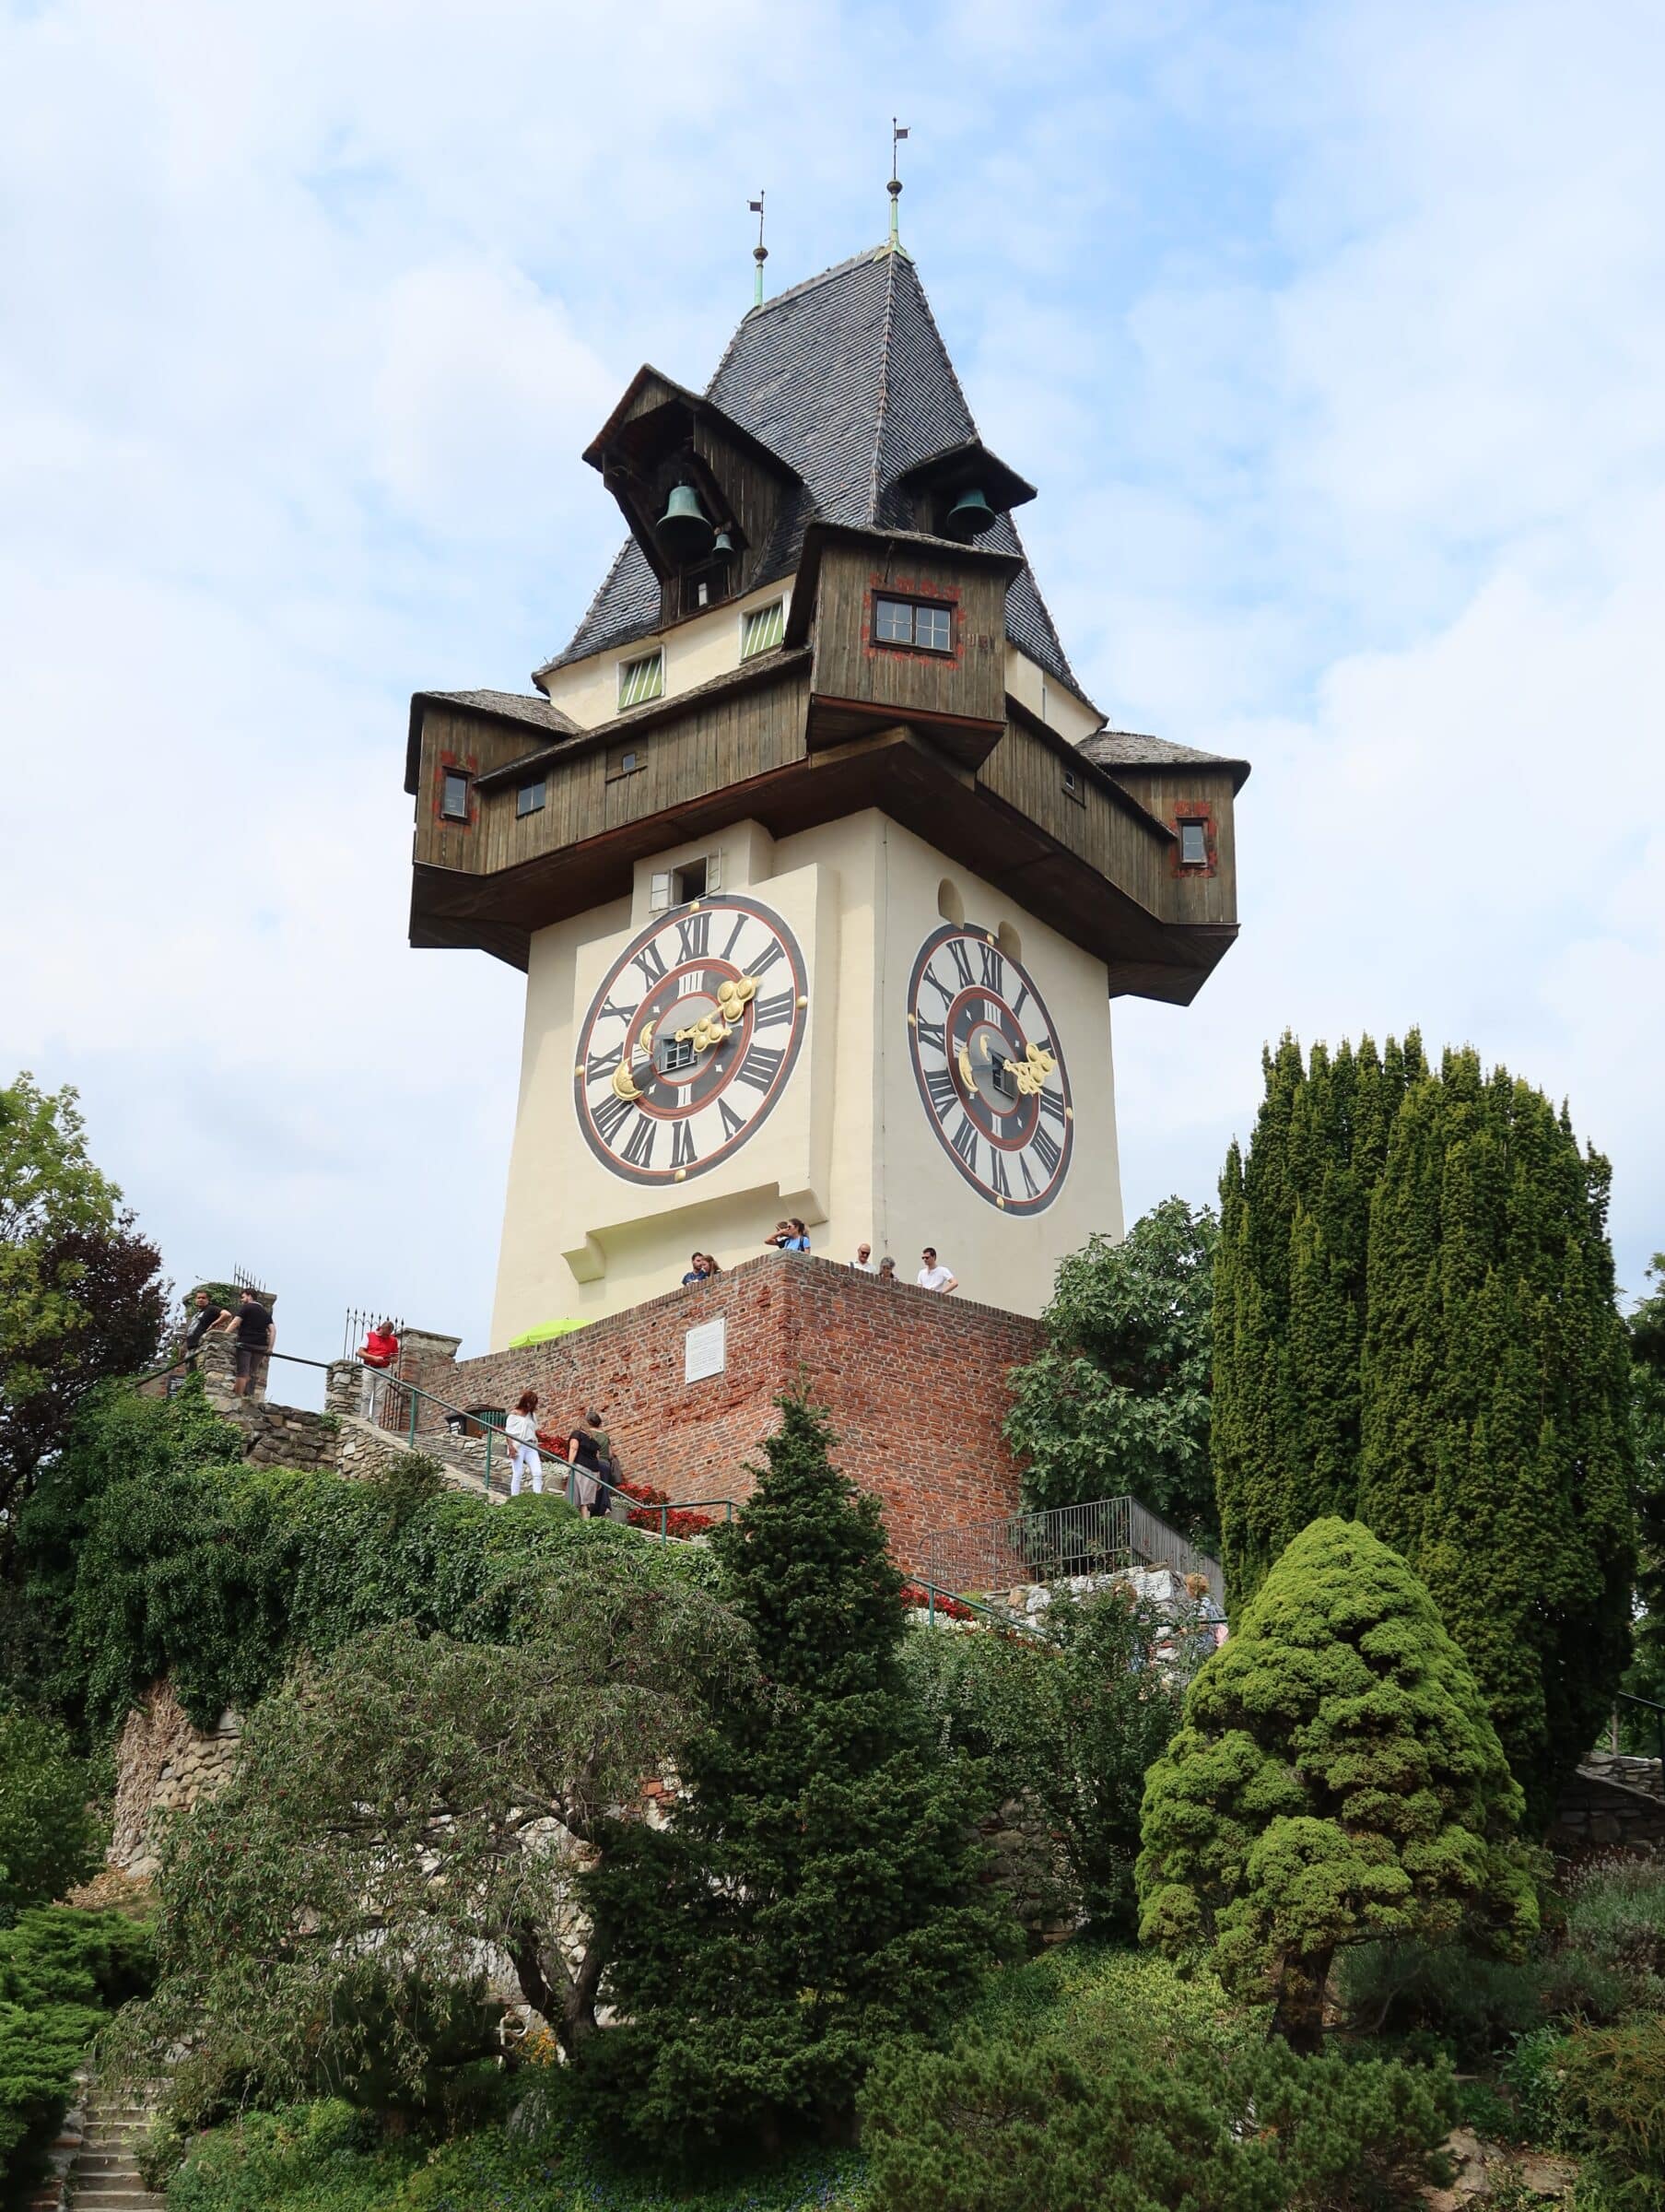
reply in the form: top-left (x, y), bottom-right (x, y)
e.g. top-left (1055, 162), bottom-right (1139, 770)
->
top-left (573, 895), bottom-right (808, 1185)
top-left (906, 924), bottom-right (1073, 1214)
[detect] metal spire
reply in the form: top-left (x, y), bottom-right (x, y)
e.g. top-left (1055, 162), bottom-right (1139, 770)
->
top-left (749, 192), bottom-right (768, 309)
top-left (889, 120), bottom-right (909, 250)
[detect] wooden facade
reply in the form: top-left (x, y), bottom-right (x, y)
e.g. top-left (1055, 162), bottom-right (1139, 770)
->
top-left (408, 530), bottom-right (1243, 1006)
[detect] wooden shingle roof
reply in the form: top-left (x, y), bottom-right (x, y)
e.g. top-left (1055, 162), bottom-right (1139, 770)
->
top-left (545, 247), bottom-right (1080, 695)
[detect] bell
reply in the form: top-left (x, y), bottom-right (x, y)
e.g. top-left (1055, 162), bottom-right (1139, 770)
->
top-left (946, 485), bottom-right (997, 537)
top-left (657, 481), bottom-right (715, 562)
top-left (711, 527), bottom-right (735, 557)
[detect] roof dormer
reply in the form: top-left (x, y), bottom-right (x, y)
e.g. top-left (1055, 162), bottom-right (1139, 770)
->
top-left (580, 367), bottom-right (801, 628)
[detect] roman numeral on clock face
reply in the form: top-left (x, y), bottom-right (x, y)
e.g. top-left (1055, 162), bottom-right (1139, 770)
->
top-left (670, 1120), bottom-right (698, 1171)
top-left (979, 943), bottom-right (1004, 991)
top-left (988, 1149), bottom-right (1012, 1200)
top-left (736, 1042), bottom-right (784, 1092)
top-left (916, 1015), bottom-right (945, 1053)
top-left (951, 1116), bottom-right (979, 1176)
top-left (584, 1041), bottom-right (623, 1083)
top-left (754, 990), bottom-right (794, 1030)
top-left (592, 1090), bottom-right (635, 1146)
top-left (925, 1066), bottom-right (957, 1124)
top-left (621, 1115), bottom-right (657, 1170)
top-left (718, 1097), bottom-right (745, 1142)
top-left (947, 936), bottom-right (975, 987)
top-left (1031, 1122), bottom-right (1061, 1176)
top-left (631, 939), bottom-right (669, 988)
top-left (675, 911), bottom-right (711, 961)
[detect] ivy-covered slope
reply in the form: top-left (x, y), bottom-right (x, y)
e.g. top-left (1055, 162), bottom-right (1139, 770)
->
top-left (19, 1382), bottom-right (714, 1735)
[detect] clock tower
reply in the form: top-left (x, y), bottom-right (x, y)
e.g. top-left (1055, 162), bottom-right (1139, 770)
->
top-left (405, 239), bottom-right (1249, 1347)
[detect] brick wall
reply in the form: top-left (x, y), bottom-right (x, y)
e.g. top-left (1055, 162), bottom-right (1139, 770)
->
top-left (402, 1252), bottom-right (1044, 1568)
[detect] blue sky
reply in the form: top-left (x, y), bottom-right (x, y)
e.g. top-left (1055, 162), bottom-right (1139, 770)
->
top-left (4, 0), bottom-right (1662, 1380)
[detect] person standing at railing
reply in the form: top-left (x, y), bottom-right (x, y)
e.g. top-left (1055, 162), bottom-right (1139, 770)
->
top-left (230, 1288), bottom-right (276, 1398)
top-left (357, 1319), bottom-right (400, 1425)
top-left (507, 1391), bottom-right (545, 1498)
top-left (566, 1416), bottom-right (605, 1518)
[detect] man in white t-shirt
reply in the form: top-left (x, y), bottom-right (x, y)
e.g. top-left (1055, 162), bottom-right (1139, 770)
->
top-left (916, 1247), bottom-right (958, 1294)
top-left (851, 1241), bottom-right (875, 1272)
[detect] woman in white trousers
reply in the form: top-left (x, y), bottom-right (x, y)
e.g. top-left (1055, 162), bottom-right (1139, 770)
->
top-left (506, 1390), bottom-right (544, 1497)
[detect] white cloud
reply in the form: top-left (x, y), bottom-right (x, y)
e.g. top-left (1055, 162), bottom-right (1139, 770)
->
top-left (4, 0), bottom-right (1663, 1375)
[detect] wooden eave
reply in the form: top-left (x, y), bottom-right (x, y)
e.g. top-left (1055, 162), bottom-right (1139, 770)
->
top-left (413, 711), bottom-right (1236, 1006)
top-left (405, 690), bottom-right (579, 797)
top-left (581, 364), bottom-right (799, 484)
top-left (782, 522), bottom-right (1024, 650)
top-left (892, 438), bottom-right (1038, 514)
top-left (1003, 692), bottom-right (1178, 843)
top-left (471, 649), bottom-right (814, 795)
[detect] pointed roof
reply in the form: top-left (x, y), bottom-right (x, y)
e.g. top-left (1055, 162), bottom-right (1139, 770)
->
top-left (544, 247), bottom-right (1081, 694)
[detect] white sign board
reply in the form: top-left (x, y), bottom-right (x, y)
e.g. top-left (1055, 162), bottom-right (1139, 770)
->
top-left (685, 1315), bottom-right (727, 1384)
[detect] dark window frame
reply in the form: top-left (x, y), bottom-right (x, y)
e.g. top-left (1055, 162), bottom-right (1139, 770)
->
top-left (516, 779), bottom-right (547, 818)
top-left (1061, 765), bottom-right (1085, 807)
top-left (673, 857), bottom-right (709, 905)
top-left (1178, 818), bottom-right (1211, 868)
top-left (871, 591), bottom-right (956, 657)
top-left (440, 768), bottom-right (472, 823)
top-left (605, 742), bottom-right (648, 782)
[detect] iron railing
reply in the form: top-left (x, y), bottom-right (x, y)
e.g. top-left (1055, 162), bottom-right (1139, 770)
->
top-left (1614, 1689), bottom-right (1665, 1775)
top-left (342, 1306), bottom-right (405, 1363)
top-left (920, 1493), bottom-right (1225, 1613)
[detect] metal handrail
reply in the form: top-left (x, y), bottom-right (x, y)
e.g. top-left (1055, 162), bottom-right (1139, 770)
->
top-left (1615, 1689), bottom-right (1665, 1772)
top-left (920, 1493), bottom-right (1225, 1612)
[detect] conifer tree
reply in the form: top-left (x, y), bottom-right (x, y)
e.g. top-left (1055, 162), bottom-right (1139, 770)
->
top-left (582, 1392), bottom-right (1004, 2168)
top-left (1137, 1519), bottom-right (1534, 2054)
top-left (1214, 1037), bottom-right (1635, 1825)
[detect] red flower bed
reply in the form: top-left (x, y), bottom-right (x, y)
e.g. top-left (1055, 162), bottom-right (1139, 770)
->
top-left (614, 1475), bottom-right (717, 1541)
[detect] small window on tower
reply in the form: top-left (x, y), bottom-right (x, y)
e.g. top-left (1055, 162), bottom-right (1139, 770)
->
top-left (440, 769), bottom-right (470, 822)
top-left (618, 650), bottom-right (664, 709)
top-left (740, 599), bottom-right (786, 660)
top-left (673, 857), bottom-right (708, 905)
top-left (516, 779), bottom-right (546, 818)
top-left (1178, 819), bottom-right (1210, 868)
top-left (873, 594), bottom-right (954, 654)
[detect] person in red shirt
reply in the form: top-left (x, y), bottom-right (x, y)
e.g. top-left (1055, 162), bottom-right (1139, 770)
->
top-left (358, 1320), bottom-right (400, 1424)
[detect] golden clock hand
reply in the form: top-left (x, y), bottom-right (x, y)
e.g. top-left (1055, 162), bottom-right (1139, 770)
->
top-left (956, 1043), bottom-right (976, 1091)
top-left (610, 1063), bottom-right (644, 1102)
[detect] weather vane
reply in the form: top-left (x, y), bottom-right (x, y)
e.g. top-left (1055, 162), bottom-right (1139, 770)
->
top-left (889, 120), bottom-right (909, 249)
top-left (749, 191), bottom-right (768, 309)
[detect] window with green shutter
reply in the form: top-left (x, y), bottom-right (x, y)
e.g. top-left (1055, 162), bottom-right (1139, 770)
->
top-left (618, 650), bottom-right (664, 709)
top-left (739, 599), bottom-right (786, 660)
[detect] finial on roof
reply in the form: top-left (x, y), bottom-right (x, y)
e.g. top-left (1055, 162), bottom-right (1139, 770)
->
top-left (749, 192), bottom-right (768, 309)
top-left (889, 120), bottom-right (909, 251)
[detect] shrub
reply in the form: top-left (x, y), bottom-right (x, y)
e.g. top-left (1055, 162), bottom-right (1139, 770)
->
top-left (1335, 1936), bottom-right (1630, 2059)
top-left (1138, 1519), bottom-right (1534, 2051)
top-left (0, 1908), bottom-right (155, 2204)
top-left (1565, 1855), bottom-right (1665, 1985)
top-left (1557, 2015), bottom-right (1665, 2209)
top-left (903, 1584), bottom-right (1192, 1935)
top-left (0, 1701), bottom-right (100, 1916)
top-left (1501, 2024), bottom-right (1572, 2147)
top-left (862, 2028), bottom-right (1457, 2212)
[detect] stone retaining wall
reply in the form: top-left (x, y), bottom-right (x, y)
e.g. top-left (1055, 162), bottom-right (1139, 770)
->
top-left (109, 1679), bottom-right (243, 1877)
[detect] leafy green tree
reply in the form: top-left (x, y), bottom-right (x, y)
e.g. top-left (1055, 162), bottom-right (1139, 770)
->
top-left (1214, 1037), bottom-right (1636, 1825)
top-left (1137, 1519), bottom-right (1534, 2054)
top-left (1625, 1254), bottom-right (1665, 1718)
top-left (862, 2026), bottom-right (1456, 2212)
top-left (105, 1554), bottom-right (744, 2126)
top-left (1007, 1199), bottom-right (1218, 1548)
top-left (903, 1583), bottom-right (1201, 1934)
top-left (583, 1392), bottom-right (1009, 2166)
top-left (0, 1075), bottom-right (166, 1533)
top-left (0, 1703), bottom-right (98, 1919)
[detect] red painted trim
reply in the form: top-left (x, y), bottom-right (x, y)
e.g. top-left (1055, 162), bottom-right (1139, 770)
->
top-left (1170, 799), bottom-right (1217, 878)
top-left (434, 748), bottom-right (480, 830)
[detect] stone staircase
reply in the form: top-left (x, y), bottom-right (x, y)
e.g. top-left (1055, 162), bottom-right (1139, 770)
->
top-left (62, 2086), bottom-right (164, 2211)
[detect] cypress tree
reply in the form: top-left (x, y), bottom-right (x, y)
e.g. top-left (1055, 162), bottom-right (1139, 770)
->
top-left (581, 1392), bottom-right (1004, 2168)
top-left (1216, 1036), bottom-right (1636, 1826)
top-left (1359, 1052), bottom-right (1635, 1824)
